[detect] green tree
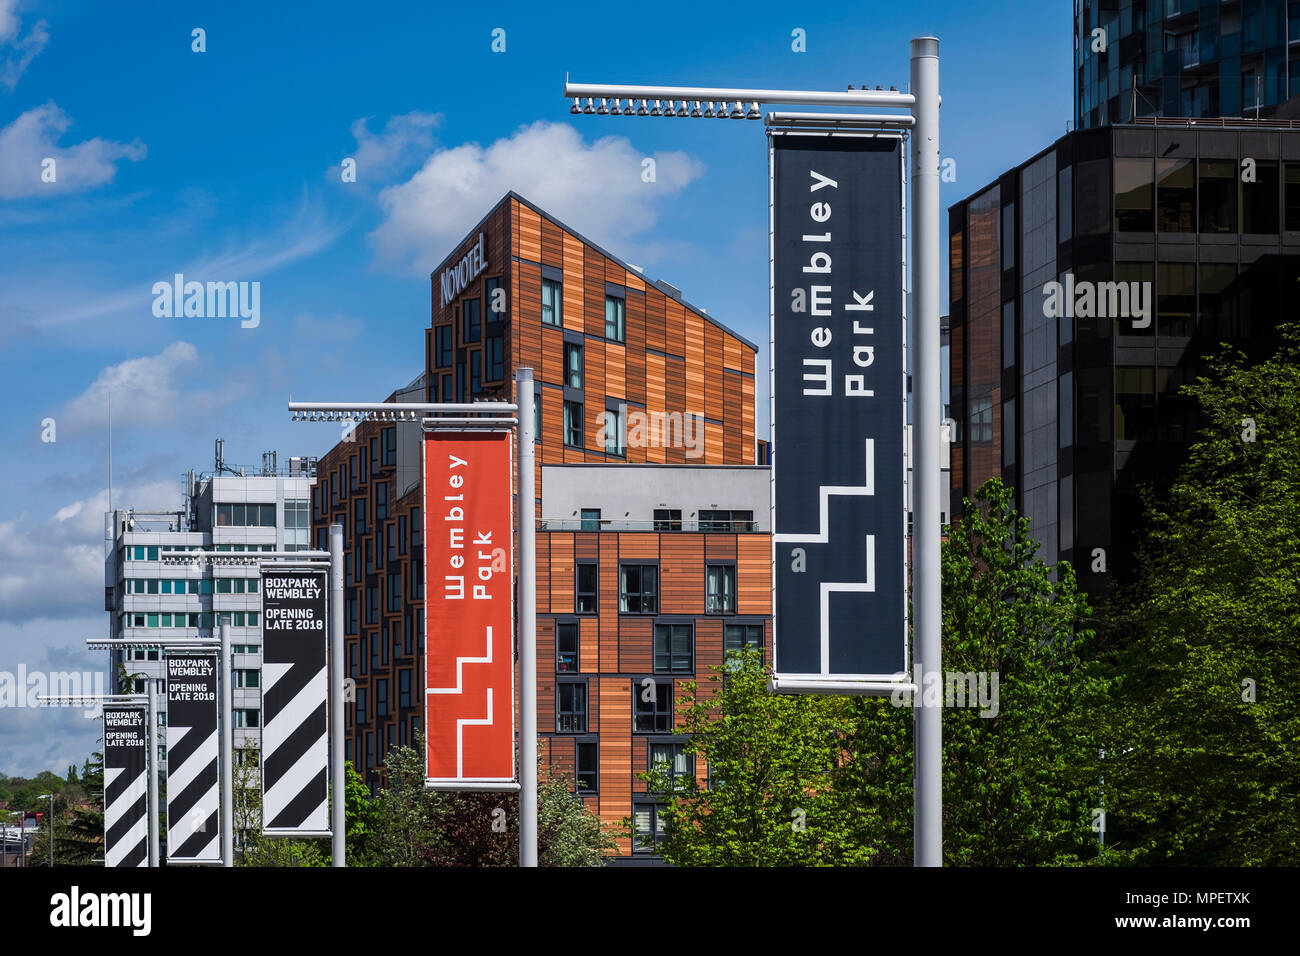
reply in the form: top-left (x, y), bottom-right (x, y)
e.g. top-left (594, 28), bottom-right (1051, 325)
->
top-left (1103, 331), bottom-right (1300, 864)
top-left (645, 478), bottom-right (1112, 866)
top-left (348, 735), bottom-right (614, 866)
top-left (235, 745), bottom-right (327, 867)
top-left (635, 649), bottom-right (871, 866)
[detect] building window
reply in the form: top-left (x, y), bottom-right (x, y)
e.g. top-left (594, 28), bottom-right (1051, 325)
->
top-left (556, 679), bottom-right (587, 732)
top-left (724, 623), bottom-right (763, 656)
top-left (563, 400), bottom-right (583, 447)
top-left (620, 564), bottom-right (658, 613)
top-left (214, 503), bottom-right (275, 527)
top-left (1285, 162), bottom-right (1300, 232)
top-left (1242, 159), bottom-right (1279, 233)
top-left (653, 622), bottom-right (693, 672)
top-left (542, 278), bottom-right (562, 326)
top-left (565, 342), bottom-right (583, 388)
top-left (698, 510), bottom-right (754, 532)
top-left (233, 709), bottom-right (260, 728)
top-left (375, 679), bottom-right (389, 718)
top-left (1001, 300), bottom-right (1015, 368)
top-left (602, 406), bottom-right (626, 457)
top-left (356, 687), bottom-right (368, 725)
top-left (470, 351), bottom-right (482, 395)
top-left (649, 741), bottom-right (694, 791)
top-left (1155, 158), bottom-right (1195, 233)
top-left (1113, 158), bottom-right (1154, 232)
top-left (284, 498), bottom-right (309, 551)
top-left (398, 669), bottom-right (412, 709)
top-left (576, 740), bottom-right (598, 793)
top-left (604, 294), bottom-right (626, 342)
top-left (633, 680), bottom-right (672, 733)
top-left (580, 508), bottom-right (601, 532)
top-left (705, 565), bottom-right (736, 614)
top-left (486, 332), bottom-right (504, 381)
top-left (463, 297), bottom-right (481, 343)
top-left (436, 325), bottom-right (453, 367)
top-left (556, 622), bottom-right (579, 673)
top-left (441, 373), bottom-right (453, 406)
top-left (485, 276), bottom-right (505, 322)
top-left (233, 669), bottom-right (260, 688)
top-left (653, 509), bottom-right (681, 531)
top-left (632, 800), bottom-right (667, 853)
top-left (1199, 159), bottom-right (1239, 233)
top-left (575, 563), bottom-right (597, 614)
top-left (969, 396), bottom-right (993, 443)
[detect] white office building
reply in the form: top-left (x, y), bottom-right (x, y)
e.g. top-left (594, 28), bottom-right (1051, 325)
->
top-left (104, 446), bottom-right (316, 756)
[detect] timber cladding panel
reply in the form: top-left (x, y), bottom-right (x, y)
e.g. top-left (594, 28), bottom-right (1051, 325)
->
top-left (659, 534), bottom-right (704, 613)
top-left (534, 528), bottom-right (773, 858)
top-left (597, 677), bottom-right (633, 842)
top-left (618, 616), bottom-right (652, 672)
top-left (427, 194), bottom-right (757, 466)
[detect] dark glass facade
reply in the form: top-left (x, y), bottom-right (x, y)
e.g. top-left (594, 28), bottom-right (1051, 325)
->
top-left (950, 123), bottom-right (1300, 596)
top-left (1075, 0), bottom-right (1299, 130)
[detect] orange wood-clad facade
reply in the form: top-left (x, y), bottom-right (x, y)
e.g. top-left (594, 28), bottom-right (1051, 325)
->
top-left (316, 191), bottom-right (767, 863)
top-left (538, 529), bottom-right (772, 856)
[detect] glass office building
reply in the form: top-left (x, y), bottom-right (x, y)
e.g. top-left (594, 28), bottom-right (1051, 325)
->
top-left (1076, 0), bottom-right (1299, 129)
top-left (949, 121), bottom-right (1299, 595)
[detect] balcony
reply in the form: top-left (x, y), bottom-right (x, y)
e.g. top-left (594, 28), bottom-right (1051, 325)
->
top-left (538, 518), bottom-right (761, 533)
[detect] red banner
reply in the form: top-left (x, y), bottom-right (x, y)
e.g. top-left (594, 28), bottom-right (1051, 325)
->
top-left (424, 430), bottom-right (516, 785)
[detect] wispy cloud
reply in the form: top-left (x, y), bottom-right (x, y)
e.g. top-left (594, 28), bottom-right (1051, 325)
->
top-left (0, 103), bottom-right (144, 198)
top-left (0, 0), bottom-right (48, 91)
top-left (369, 120), bottom-right (704, 274)
top-left (52, 342), bottom-right (242, 437)
top-left (28, 192), bottom-right (344, 328)
top-left (0, 478), bottom-right (179, 625)
top-left (345, 110), bottom-right (441, 183)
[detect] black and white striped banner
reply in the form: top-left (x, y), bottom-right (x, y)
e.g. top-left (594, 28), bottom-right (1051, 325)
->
top-left (261, 570), bottom-right (330, 835)
top-left (165, 653), bottom-right (221, 863)
top-left (103, 705), bottom-right (148, 867)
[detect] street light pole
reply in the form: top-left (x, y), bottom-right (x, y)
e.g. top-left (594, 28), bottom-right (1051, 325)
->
top-left (220, 621), bottom-right (234, 867)
top-left (37, 794), bottom-right (54, 866)
top-left (516, 370), bottom-right (538, 867)
top-left (146, 679), bottom-right (160, 866)
top-left (561, 36), bottom-right (944, 868)
top-left (909, 36), bottom-right (943, 869)
top-left (329, 522), bottom-right (345, 868)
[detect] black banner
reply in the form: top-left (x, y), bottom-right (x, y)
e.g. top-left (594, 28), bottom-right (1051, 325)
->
top-left (770, 132), bottom-right (907, 679)
top-left (260, 569), bottom-right (330, 834)
top-left (165, 653), bottom-right (220, 862)
top-left (103, 705), bottom-right (148, 867)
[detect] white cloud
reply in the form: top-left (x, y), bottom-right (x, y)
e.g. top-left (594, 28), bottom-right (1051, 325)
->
top-left (0, 479), bottom-right (178, 625)
top-left (369, 120), bottom-right (704, 274)
top-left (53, 342), bottom-right (241, 437)
top-left (347, 110), bottom-right (441, 182)
top-left (0, 103), bottom-right (145, 198)
top-left (0, 0), bottom-right (48, 91)
top-left (25, 193), bottom-right (342, 328)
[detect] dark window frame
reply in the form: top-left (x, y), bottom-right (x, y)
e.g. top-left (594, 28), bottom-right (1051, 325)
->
top-left (619, 563), bottom-right (659, 614)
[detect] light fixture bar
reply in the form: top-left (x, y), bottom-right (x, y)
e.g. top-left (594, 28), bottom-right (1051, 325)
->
top-left (766, 111), bottom-right (916, 129)
top-left (564, 79), bottom-right (915, 109)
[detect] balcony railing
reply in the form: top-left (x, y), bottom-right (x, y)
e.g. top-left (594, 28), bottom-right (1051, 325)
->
top-left (538, 518), bottom-right (762, 533)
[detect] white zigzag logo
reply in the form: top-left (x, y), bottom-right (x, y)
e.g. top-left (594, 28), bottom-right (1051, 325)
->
top-left (427, 625), bottom-right (496, 778)
top-left (773, 438), bottom-right (877, 674)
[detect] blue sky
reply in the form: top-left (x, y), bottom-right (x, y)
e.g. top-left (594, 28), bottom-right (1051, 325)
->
top-left (0, 0), bottom-right (1073, 776)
